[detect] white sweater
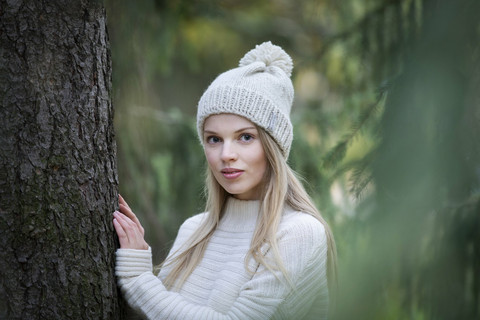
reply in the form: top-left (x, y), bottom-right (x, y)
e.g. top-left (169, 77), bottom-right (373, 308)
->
top-left (116, 197), bottom-right (329, 319)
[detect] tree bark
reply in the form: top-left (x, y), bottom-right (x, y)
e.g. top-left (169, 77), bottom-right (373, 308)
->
top-left (0, 0), bottom-right (123, 319)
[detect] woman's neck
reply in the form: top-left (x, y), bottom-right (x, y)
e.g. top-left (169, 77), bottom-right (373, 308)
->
top-left (217, 197), bottom-right (261, 232)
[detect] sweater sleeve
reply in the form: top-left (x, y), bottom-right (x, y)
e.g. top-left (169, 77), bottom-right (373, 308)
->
top-left (115, 213), bottom-right (328, 320)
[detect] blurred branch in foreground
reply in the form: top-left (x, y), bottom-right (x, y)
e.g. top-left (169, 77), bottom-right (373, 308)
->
top-left (335, 0), bottom-right (480, 319)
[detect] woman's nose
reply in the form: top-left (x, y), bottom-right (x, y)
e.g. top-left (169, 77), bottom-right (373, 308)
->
top-left (220, 141), bottom-right (238, 162)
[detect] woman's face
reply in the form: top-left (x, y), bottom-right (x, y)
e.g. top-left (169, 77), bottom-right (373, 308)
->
top-left (203, 114), bottom-right (267, 200)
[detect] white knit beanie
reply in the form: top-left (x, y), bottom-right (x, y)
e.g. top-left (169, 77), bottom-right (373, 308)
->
top-left (197, 41), bottom-right (294, 157)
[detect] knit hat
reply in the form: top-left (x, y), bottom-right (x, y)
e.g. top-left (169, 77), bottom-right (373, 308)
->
top-left (197, 41), bottom-right (294, 157)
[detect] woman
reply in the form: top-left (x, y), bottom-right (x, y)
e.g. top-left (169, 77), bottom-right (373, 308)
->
top-left (113, 41), bottom-right (337, 319)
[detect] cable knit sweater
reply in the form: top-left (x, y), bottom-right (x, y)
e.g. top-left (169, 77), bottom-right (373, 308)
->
top-left (115, 197), bottom-right (329, 319)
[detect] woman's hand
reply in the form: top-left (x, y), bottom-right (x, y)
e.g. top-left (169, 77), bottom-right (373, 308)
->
top-left (113, 194), bottom-right (149, 250)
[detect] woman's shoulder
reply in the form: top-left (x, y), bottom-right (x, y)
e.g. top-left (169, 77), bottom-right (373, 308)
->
top-left (278, 206), bottom-right (327, 244)
top-left (167, 212), bottom-right (208, 251)
top-left (179, 211), bottom-right (208, 232)
top-left (275, 207), bottom-right (329, 279)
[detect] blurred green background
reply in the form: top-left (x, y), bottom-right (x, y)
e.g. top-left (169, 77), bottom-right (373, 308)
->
top-left (105, 0), bottom-right (479, 319)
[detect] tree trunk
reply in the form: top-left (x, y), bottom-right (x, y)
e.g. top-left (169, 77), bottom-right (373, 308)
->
top-left (0, 0), bottom-right (124, 319)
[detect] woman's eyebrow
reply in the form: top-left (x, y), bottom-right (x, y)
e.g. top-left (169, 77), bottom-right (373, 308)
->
top-left (204, 127), bottom-right (257, 135)
top-left (235, 127), bottom-right (256, 133)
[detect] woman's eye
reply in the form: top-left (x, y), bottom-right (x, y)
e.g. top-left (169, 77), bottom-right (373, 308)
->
top-left (206, 136), bottom-right (221, 144)
top-left (240, 133), bottom-right (254, 142)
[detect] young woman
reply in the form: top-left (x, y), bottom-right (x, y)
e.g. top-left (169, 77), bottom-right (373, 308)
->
top-left (113, 41), bottom-right (337, 320)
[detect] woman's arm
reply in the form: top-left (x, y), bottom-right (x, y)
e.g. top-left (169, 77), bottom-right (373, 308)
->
top-left (115, 211), bottom-right (328, 320)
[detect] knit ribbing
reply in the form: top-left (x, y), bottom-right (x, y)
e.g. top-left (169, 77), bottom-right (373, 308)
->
top-left (197, 85), bottom-right (293, 157)
top-left (217, 197), bottom-right (260, 231)
top-left (115, 197), bottom-right (329, 319)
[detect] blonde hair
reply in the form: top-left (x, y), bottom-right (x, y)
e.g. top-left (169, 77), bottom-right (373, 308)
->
top-left (161, 127), bottom-right (337, 296)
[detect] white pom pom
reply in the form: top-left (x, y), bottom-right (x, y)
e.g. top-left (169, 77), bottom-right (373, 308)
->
top-left (239, 41), bottom-right (293, 77)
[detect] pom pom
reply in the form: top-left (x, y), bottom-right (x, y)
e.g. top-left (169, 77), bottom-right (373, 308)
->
top-left (239, 41), bottom-right (293, 77)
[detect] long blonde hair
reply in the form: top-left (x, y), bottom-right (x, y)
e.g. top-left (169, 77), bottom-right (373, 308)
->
top-left (161, 127), bottom-right (337, 295)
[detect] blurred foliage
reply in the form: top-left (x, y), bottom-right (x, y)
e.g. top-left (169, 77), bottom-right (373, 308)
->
top-left (105, 0), bottom-right (479, 318)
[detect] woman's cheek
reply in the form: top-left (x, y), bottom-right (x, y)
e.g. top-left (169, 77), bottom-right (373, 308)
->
top-left (204, 148), bottom-right (218, 167)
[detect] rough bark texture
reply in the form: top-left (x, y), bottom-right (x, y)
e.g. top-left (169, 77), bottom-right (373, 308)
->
top-left (0, 0), bottom-right (123, 319)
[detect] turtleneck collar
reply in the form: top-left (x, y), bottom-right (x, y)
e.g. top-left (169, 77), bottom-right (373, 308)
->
top-left (218, 197), bottom-right (261, 232)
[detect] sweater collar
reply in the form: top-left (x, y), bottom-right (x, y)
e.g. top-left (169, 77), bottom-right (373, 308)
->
top-left (218, 197), bottom-right (260, 232)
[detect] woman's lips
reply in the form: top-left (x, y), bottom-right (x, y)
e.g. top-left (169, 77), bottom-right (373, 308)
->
top-left (221, 168), bottom-right (244, 179)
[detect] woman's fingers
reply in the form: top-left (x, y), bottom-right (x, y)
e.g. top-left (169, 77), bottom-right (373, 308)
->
top-left (119, 194), bottom-right (131, 210)
top-left (118, 195), bottom-right (144, 231)
top-left (115, 211), bottom-right (137, 239)
top-left (113, 195), bottom-right (148, 250)
top-left (113, 211), bottom-right (148, 250)
top-left (113, 217), bottom-right (129, 248)
top-left (119, 203), bottom-right (144, 236)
